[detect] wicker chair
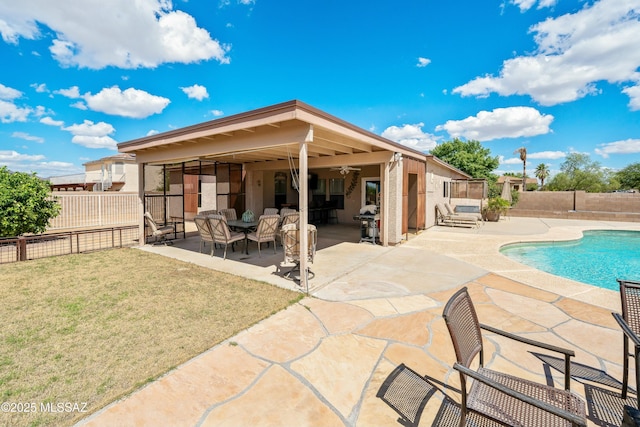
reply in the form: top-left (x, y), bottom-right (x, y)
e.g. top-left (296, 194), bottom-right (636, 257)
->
top-left (246, 214), bottom-right (280, 257)
top-left (143, 212), bottom-right (174, 245)
top-left (613, 279), bottom-right (640, 405)
top-left (442, 287), bottom-right (586, 427)
top-left (219, 208), bottom-right (237, 221)
top-left (193, 215), bottom-right (215, 255)
top-left (207, 214), bottom-right (245, 260)
top-left (281, 223), bottom-right (317, 280)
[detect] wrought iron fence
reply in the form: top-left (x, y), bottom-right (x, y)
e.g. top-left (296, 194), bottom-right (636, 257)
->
top-left (0, 226), bottom-right (139, 265)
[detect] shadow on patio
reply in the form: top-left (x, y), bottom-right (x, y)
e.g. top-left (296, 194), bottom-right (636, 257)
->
top-left (154, 222), bottom-right (394, 294)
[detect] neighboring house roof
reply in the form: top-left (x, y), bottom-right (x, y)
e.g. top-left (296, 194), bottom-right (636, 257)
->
top-left (83, 153), bottom-right (136, 167)
top-left (497, 175), bottom-right (538, 185)
top-left (117, 100), bottom-right (469, 178)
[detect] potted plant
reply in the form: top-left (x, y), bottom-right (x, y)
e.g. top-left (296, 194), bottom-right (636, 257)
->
top-left (482, 197), bottom-right (510, 222)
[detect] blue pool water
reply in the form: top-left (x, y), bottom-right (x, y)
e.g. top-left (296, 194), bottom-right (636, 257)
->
top-left (500, 230), bottom-right (640, 291)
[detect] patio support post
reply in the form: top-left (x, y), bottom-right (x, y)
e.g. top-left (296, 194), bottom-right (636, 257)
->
top-left (138, 162), bottom-right (146, 245)
top-left (298, 126), bottom-right (312, 293)
top-left (381, 161), bottom-right (390, 247)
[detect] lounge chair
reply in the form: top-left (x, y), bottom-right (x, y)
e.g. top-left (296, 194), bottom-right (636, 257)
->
top-left (143, 212), bottom-right (174, 245)
top-left (193, 215), bottom-right (215, 255)
top-left (246, 214), bottom-right (280, 257)
top-left (207, 214), bottom-right (245, 260)
top-left (612, 279), bottom-right (640, 406)
top-left (435, 203), bottom-right (479, 228)
top-left (445, 202), bottom-right (483, 224)
top-left (443, 287), bottom-right (586, 427)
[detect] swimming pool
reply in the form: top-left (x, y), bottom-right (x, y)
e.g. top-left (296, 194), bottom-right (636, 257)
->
top-left (500, 230), bottom-right (640, 291)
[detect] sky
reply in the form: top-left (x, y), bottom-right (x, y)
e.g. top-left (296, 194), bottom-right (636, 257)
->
top-left (0, 0), bottom-right (639, 179)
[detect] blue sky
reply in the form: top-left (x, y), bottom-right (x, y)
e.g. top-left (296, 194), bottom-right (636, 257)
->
top-left (1, 0), bottom-right (639, 179)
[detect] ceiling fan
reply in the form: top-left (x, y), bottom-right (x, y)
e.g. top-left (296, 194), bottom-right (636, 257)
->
top-left (330, 165), bottom-right (361, 175)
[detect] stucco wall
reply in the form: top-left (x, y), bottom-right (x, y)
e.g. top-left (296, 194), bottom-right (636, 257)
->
top-left (511, 191), bottom-right (640, 222)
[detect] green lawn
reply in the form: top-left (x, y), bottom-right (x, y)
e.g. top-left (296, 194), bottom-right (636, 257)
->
top-left (0, 248), bottom-right (301, 426)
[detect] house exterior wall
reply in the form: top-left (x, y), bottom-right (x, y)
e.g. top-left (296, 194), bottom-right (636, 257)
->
top-left (84, 160), bottom-right (138, 192)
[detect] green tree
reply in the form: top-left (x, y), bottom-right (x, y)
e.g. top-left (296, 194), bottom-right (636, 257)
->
top-left (0, 166), bottom-right (61, 237)
top-left (535, 163), bottom-right (550, 188)
top-left (547, 153), bottom-right (618, 192)
top-left (617, 162), bottom-right (640, 190)
top-left (430, 138), bottom-right (500, 180)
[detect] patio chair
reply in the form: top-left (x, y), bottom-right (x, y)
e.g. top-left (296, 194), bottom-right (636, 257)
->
top-left (442, 287), bottom-right (586, 427)
top-left (193, 215), bottom-right (215, 256)
top-left (435, 203), bottom-right (479, 228)
top-left (144, 212), bottom-right (174, 245)
top-left (198, 209), bottom-right (217, 216)
top-left (246, 214), bottom-right (280, 257)
top-left (281, 223), bottom-right (317, 280)
top-left (280, 207), bottom-right (297, 218)
top-left (219, 208), bottom-right (237, 221)
top-left (612, 279), bottom-right (640, 405)
top-left (280, 212), bottom-right (299, 227)
top-left (207, 214), bottom-right (245, 260)
top-left (263, 207), bottom-right (279, 216)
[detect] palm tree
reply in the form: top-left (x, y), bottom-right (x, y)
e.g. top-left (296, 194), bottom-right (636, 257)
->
top-left (535, 163), bottom-right (550, 188)
top-left (514, 147), bottom-right (527, 191)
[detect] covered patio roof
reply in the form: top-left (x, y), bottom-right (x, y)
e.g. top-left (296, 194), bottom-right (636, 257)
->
top-left (118, 100), bottom-right (469, 292)
top-left (118, 100), bottom-right (428, 167)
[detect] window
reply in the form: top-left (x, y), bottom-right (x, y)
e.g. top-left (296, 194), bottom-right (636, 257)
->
top-left (312, 178), bottom-right (327, 207)
top-left (329, 178), bottom-right (345, 209)
top-left (114, 162), bottom-right (124, 175)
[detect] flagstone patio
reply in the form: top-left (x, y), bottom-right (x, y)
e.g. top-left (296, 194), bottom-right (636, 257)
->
top-left (77, 218), bottom-right (640, 426)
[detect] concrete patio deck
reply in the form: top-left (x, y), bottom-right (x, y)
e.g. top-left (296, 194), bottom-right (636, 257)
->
top-left (77, 217), bottom-right (640, 427)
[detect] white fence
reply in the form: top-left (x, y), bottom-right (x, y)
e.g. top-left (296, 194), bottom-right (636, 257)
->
top-left (48, 193), bottom-right (140, 230)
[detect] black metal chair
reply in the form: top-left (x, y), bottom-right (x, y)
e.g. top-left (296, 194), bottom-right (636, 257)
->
top-left (442, 287), bottom-right (586, 427)
top-left (612, 279), bottom-right (640, 406)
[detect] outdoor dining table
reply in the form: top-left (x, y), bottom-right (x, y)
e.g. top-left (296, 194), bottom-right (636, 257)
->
top-left (227, 219), bottom-right (258, 255)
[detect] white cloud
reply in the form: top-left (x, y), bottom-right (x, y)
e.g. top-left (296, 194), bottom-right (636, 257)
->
top-left (435, 106), bottom-right (553, 141)
top-left (0, 0), bottom-right (230, 69)
top-left (0, 0), bottom-right (229, 69)
top-left (527, 150), bottom-right (566, 160)
top-left (499, 155), bottom-right (525, 165)
top-left (512, 0), bottom-right (557, 12)
top-left (0, 83), bottom-right (22, 100)
top-left (146, 129), bottom-right (160, 136)
top-left (381, 123), bottom-right (438, 151)
top-left (0, 99), bottom-right (31, 123)
top-left (62, 120), bottom-right (118, 149)
top-left (71, 101), bottom-right (88, 110)
top-left (417, 57), bottom-right (431, 67)
top-left (84, 86), bottom-right (170, 118)
top-left (40, 116), bottom-right (64, 126)
top-left (0, 150), bottom-right (45, 162)
top-left (595, 138), bottom-right (640, 158)
top-left (0, 149), bottom-right (81, 176)
top-left (31, 83), bottom-right (47, 93)
top-left (181, 84), bottom-right (209, 100)
top-left (623, 84), bottom-right (640, 111)
top-left (55, 86), bottom-right (81, 98)
top-left (454, 0), bottom-right (640, 107)
top-left (12, 131), bottom-right (44, 143)
top-left (211, 109), bottom-right (224, 116)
